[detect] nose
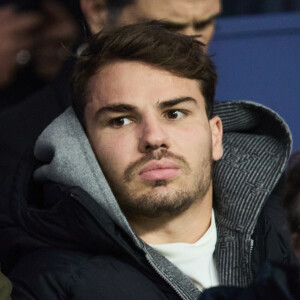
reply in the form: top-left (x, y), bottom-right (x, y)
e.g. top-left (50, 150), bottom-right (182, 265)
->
top-left (181, 25), bottom-right (198, 37)
top-left (138, 116), bottom-right (170, 153)
top-left (180, 26), bottom-right (209, 48)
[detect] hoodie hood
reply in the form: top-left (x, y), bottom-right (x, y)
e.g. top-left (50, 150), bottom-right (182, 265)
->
top-left (32, 100), bottom-right (292, 292)
top-left (213, 100), bottom-right (291, 233)
top-left (33, 107), bottom-right (143, 248)
top-left (212, 100), bottom-right (292, 286)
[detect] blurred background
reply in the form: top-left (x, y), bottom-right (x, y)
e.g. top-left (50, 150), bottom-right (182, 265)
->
top-left (0, 0), bottom-right (82, 109)
top-left (211, 0), bottom-right (300, 151)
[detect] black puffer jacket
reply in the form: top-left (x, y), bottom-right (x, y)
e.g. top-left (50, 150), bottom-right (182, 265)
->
top-left (8, 176), bottom-right (181, 299)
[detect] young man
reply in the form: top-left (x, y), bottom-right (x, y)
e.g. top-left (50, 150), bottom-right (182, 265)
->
top-left (2, 22), bottom-right (296, 299)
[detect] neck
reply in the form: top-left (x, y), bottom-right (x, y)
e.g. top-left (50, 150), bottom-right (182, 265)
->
top-left (128, 184), bottom-right (213, 245)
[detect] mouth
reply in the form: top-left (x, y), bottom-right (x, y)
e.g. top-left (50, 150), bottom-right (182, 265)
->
top-left (138, 159), bottom-right (180, 181)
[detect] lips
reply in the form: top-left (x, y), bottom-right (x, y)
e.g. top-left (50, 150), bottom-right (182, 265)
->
top-left (138, 159), bottom-right (180, 181)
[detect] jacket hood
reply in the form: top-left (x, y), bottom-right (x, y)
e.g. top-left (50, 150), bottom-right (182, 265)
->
top-left (212, 101), bottom-right (291, 232)
top-left (33, 107), bottom-right (143, 247)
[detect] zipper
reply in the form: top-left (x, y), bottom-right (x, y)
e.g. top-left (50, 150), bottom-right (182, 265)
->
top-left (249, 239), bottom-right (254, 258)
top-left (249, 238), bottom-right (254, 270)
top-left (145, 253), bottom-right (196, 300)
top-left (70, 190), bottom-right (196, 300)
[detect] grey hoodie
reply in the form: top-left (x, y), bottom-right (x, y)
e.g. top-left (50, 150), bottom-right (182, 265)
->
top-left (34, 100), bottom-right (292, 300)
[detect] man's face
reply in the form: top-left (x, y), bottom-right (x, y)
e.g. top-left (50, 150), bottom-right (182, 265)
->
top-left (119, 0), bottom-right (221, 47)
top-left (83, 0), bottom-right (221, 48)
top-left (84, 61), bottom-right (223, 218)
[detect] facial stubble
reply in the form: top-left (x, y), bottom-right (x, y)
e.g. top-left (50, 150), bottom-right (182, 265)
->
top-left (102, 148), bottom-right (213, 219)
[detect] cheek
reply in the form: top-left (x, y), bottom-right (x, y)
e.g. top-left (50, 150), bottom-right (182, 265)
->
top-left (170, 123), bottom-right (212, 156)
top-left (93, 134), bottom-right (136, 176)
top-left (206, 24), bottom-right (216, 40)
top-left (197, 24), bottom-right (215, 45)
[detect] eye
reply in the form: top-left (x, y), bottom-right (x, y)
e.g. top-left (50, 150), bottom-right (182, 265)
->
top-left (163, 23), bottom-right (187, 32)
top-left (165, 110), bottom-right (186, 120)
top-left (109, 117), bottom-right (132, 128)
top-left (194, 19), bottom-right (214, 30)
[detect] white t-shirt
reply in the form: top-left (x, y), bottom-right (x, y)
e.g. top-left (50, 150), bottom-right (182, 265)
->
top-left (150, 210), bottom-right (219, 291)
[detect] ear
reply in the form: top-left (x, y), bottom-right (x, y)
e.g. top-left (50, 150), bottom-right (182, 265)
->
top-left (209, 116), bottom-right (223, 161)
top-left (80, 0), bottom-right (107, 34)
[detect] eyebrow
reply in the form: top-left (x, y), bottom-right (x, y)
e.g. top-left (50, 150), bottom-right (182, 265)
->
top-left (159, 20), bottom-right (188, 31)
top-left (194, 13), bottom-right (220, 29)
top-left (96, 97), bottom-right (197, 117)
top-left (96, 104), bottom-right (138, 118)
top-left (158, 97), bottom-right (197, 109)
top-left (159, 13), bottom-right (220, 32)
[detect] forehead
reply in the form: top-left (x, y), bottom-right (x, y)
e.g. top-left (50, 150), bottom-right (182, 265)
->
top-left (87, 61), bottom-right (204, 108)
top-left (134, 0), bottom-right (221, 23)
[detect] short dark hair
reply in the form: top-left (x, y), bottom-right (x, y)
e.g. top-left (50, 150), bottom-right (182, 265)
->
top-left (71, 21), bottom-right (217, 126)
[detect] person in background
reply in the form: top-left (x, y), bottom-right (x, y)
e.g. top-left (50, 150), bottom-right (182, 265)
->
top-left (0, 0), bottom-right (79, 110)
top-left (0, 5), bottom-right (40, 89)
top-left (284, 150), bottom-right (300, 263)
top-left (82, 0), bottom-right (221, 48)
